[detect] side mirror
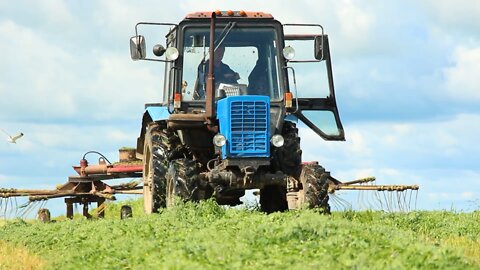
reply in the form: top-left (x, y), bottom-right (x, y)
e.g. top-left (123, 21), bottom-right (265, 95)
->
top-left (314, 35), bottom-right (329, 61)
top-left (130, 35), bottom-right (146, 60)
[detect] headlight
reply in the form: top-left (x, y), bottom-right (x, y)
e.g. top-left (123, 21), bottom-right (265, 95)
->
top-left (213, 134), bottom-right (226, 147)
top-left (271, 134), bottom-right (284, 147)
top-left (165, 47), bottom-right (179, 61)
top-left (282, 46), bottom-right (295, 60)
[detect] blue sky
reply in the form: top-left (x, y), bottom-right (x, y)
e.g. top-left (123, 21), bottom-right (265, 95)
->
top-left (1, 0), bottom-right (479, 215)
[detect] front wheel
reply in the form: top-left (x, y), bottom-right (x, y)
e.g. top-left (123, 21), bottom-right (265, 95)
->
top-left (273, 121), bottom-right (302, 177)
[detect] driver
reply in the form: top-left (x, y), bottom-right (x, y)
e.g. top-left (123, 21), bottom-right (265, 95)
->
top-left (194, 46), bottom-right (240, 99)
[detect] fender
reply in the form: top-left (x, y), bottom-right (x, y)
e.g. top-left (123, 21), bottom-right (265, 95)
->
top-left (146, 106), bottom-right (170, 121)
top-left (136, 106), bottom-right (170, 158)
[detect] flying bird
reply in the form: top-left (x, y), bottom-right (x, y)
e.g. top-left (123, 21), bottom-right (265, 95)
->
top-left (0, 128), bottom-right (24, 143)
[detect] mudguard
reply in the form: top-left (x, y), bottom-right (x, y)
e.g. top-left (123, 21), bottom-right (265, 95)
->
top-left (146, 106), bottom-right (170, 121)
top-left (136, 106), bottom-right (170, 157)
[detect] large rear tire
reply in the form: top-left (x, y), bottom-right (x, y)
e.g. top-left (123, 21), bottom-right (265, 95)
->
top-left (142, 123), bottom-right (170, 214)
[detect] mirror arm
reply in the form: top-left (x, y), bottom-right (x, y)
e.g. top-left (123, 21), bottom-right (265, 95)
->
top-left (135, 22), bottom-right (178, 36)
top-left (288, 60), bottom-right (321, 63)
top-left (132, 22), bottom-right (178, 61)
top-left (141, 58), bottom-right (174, 63)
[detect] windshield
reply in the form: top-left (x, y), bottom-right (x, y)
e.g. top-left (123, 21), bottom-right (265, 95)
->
top-left (181, 26), bottom-right (282, 101)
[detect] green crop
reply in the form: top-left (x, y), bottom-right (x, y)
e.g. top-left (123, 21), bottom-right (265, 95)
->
top-left (0, 200), bottom-right (479, 269)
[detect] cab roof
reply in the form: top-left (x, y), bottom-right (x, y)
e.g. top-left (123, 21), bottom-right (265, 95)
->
top-left (185, 11), bottom-right (274, 20)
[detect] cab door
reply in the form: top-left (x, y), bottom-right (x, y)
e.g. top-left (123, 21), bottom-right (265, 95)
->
top-left (284, 25), bottom-right (345, 141)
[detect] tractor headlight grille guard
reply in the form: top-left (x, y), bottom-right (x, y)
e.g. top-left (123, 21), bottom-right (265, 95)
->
top-left (230, 100), bottom-right (268, 154)
top-left (217, 95), bottom-right (270, 158)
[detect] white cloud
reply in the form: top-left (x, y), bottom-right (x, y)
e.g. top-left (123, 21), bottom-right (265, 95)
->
top-left (334, 1), bottom-right (374, 47)
top-left (348, 130), bottom-right (372, 156)
top-left (392, 124), bottom-right (412, 134)
top-left (0, 20), bottom-right (161, 122)
top-left (340, 117), bottom-right (477, 209)
top-left (106, 130), bottom-right (134, 143)
top-left (177, 0), bottom-right (329, 23)
top-left (378, 168), bottom-right (401, 177)
top-left (421, 0), bottom-right (480, 35)
top-left (354, 168), bottom-right (375, 179)
top-left (444, 46), bottom-right (480, 101)
top-left (37, 0), bottom-right (74, 25)
top-left (83, 53), bottom-right (161, 121)
top-left (297, 113), bottom-right (480, 204)
top-left (461, 192), bottom-right (475, 199)
top-left (0, 21), bottom-right (78, 120)
top-left (427, 192), bottom-right (451, 200)
top-left (95, 0), bottom-right (183, 39)
top-left (0, 123), bottom-right (136, 157)
top-left (428, 182), bottom-right (480, 210)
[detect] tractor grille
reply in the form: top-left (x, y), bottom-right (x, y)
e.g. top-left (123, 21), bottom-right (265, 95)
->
top-left (229, 100), bottom-right (268, 155)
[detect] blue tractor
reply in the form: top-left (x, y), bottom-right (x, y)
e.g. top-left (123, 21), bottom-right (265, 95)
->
top-left (130, 11), bottom-right (345, 214)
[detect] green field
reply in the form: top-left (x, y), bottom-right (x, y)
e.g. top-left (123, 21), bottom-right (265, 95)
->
top-left (0, 200), bottom-right (479, 269)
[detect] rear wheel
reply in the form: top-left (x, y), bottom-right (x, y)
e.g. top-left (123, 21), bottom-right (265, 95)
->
top-left (142, 123), bottom-right (169, 214)
top-left (298, 163), bottom-right (330, 213)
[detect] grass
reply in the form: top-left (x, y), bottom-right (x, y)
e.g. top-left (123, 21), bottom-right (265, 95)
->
top-left (442, 236), bottom-right (480, 265)
top-left (0, 200), bottom-right (479, 269)
top-left (0, 241), bottom-right (45, 270)
top-left (337, 210), bottom-right (480, 266)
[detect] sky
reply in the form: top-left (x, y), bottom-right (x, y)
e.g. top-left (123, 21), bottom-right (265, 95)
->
top-left (1, 0), bottom-right (479, 215)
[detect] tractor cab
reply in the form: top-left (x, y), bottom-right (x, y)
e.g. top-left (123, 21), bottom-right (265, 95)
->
top-left (180, 21), bottom-right (282, 101)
